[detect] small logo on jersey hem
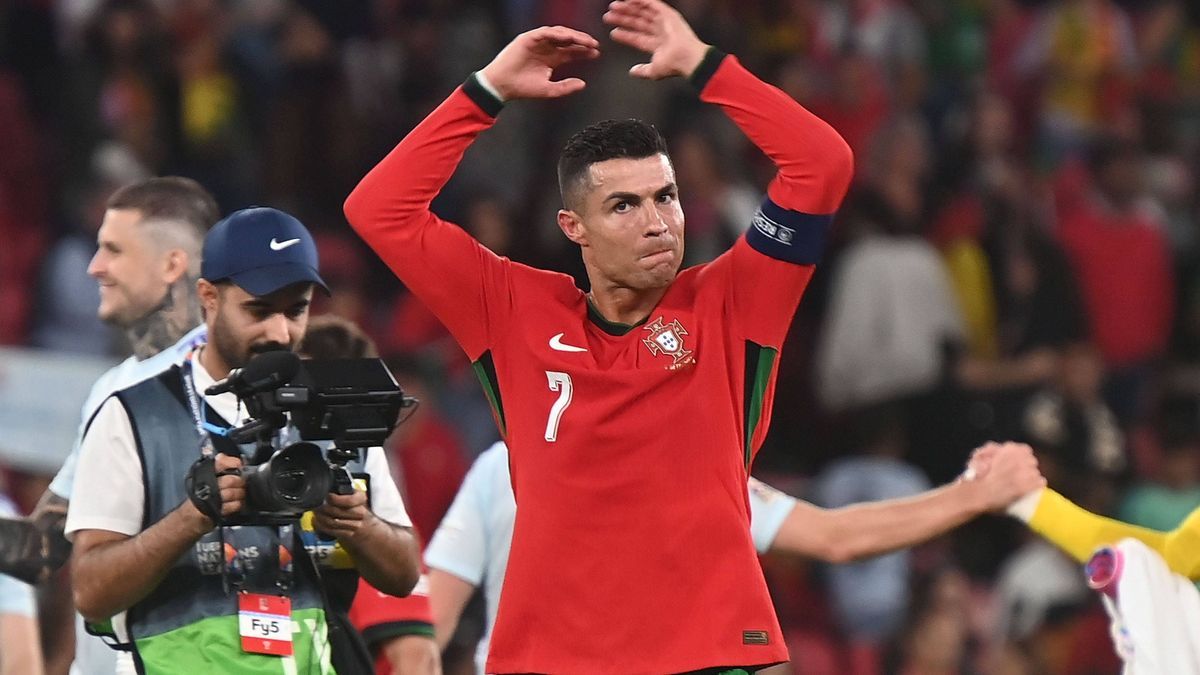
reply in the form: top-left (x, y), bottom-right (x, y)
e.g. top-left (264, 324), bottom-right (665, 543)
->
top-left (743, 630), bottom-right (770, 645)
top-left (642, 316), bottom-right (694, 368)
top-left (549, 333), bottom-right (587, 352)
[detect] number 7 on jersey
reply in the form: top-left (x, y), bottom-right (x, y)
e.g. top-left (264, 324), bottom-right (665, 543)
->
top-left (544, 371), bottom-right (573, 442)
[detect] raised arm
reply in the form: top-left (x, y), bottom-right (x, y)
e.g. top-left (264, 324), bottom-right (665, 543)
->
top-left (769, 442), bottom-right (1044, 562)
top-left (342, 27), bottom-right (598, 358)
top-left (1004, 487), bottom-right (1200, 580)
top-left (605, 0), bottom-right (851, 350)
top-left (604, 0), bottom-right (853, 215)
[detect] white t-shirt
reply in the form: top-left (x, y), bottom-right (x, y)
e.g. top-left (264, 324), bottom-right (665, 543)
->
top-left (50, 325), bottom-right (207, 500)
top-left (424, 442), bottom-right (797, 673)
top-left (66, 349), bottom-right (411, 539)
top-left (54, 325), bottom-right (206, 675)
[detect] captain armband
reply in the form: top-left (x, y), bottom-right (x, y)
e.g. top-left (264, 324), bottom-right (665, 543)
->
top-left (744, 198), bottom-right (832, 265)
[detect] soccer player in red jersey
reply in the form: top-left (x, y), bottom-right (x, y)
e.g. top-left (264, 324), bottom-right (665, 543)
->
top-left (344, 1), bottom-right (854, 672)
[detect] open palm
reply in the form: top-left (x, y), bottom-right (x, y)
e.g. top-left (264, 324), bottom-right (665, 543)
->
top-left (480, 26), bottom-right (600, 100)
top-left (603, 0), bottom-right (708, 80)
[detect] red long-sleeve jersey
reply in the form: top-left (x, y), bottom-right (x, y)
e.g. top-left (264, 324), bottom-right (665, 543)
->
top-left (345, 52), bottom-right (852, 674)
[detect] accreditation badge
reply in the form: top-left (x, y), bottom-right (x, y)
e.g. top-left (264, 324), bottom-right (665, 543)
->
top-left (237, 593), bottom-right (293, 656)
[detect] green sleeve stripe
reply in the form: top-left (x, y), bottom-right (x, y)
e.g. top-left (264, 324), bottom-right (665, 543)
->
top-left (743, 342), bottom-right (777, 468)
top-left (361, 621), bottom-right (435, 647)
top-left (472, 351), bottom-right (506, 436)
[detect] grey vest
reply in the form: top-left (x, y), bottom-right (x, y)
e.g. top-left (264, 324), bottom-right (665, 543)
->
top-left (114, 365), bottom-right (365, 642)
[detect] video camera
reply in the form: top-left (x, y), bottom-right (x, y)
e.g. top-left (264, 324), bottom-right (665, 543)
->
top-left (200, 351), bottom-right (416, 525)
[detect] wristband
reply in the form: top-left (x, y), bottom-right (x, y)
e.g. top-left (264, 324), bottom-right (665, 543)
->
top-left (1006, 487), bottom-right (1044, 523)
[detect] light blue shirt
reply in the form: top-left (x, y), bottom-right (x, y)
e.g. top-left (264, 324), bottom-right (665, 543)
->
top-left (0, 496), bottom-right (36, 618)
top-left (49, 325), bottom-right (207, 499)
top-left (424, 442), bottom-right (797, 673)
top-left (811, 456), bottom-right (930, 640)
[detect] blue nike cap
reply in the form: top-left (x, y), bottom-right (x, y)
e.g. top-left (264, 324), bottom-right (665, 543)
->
top-left (200, 207), bottom-right (329, 296)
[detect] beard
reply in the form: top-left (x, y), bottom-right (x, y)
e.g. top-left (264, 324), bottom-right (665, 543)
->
top-left (210, 310), bottom-right (292, 371)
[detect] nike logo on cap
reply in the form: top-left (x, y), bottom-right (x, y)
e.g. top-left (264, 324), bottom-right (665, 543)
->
top-left (270, 237), bottom-right (301, 251)
top-left (549, 333), bottom-right (587, 352)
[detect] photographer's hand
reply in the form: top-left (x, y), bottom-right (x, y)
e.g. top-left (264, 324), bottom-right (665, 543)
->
top-left (314, 491), bottom-right (420, 598)
top-left (73, 452), bottom-right (245, 623)
top-left (183, 452), bottom-right (246, 532)
top-left (213, 453), bottom-right (246, 522)
top-left (312, 490), bottom-right (369, 540)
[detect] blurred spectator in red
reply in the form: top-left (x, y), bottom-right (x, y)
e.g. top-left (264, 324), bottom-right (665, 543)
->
top-left (804, 50), bottom-right (891, 165)
top-left (1056, 137), bottom-right (1175, 424)
top-left (0, 70), bottom-right (48, 345)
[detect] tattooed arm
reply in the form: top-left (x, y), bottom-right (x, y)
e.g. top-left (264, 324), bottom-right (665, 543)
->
top-left (0, 491), bottom-right (71, 584)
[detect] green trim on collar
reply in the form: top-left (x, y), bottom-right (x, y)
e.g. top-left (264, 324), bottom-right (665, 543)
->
top-left (586, 298), bottom-right (649, 336)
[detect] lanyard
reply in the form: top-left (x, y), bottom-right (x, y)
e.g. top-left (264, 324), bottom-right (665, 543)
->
top-left (182, 349), bottom-right (232, 457)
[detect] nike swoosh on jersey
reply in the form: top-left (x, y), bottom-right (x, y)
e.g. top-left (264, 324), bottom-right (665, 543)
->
top-left (269, 237), bottom-right (301, 251)
top-left (548, 333), bottom-right (587, 352)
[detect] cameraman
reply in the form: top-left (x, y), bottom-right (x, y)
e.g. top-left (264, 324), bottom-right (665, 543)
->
top-left (66, 208), bottom-right (420, 674)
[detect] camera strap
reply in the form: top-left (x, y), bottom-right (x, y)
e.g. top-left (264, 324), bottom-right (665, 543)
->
top-left (184, 455), bottom-right (224, 524)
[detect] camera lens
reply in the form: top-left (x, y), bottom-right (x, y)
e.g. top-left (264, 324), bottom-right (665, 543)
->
top-left (243, 442), bottom-right (333, 514)
top-left (273, 467), bottom-right (309, 503)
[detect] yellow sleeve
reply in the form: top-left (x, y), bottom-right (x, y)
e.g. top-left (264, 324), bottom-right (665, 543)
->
top-left (1164, 507), bottom-right (1200, 580)
top-left (1027, 489), bottom-right (1200, 580)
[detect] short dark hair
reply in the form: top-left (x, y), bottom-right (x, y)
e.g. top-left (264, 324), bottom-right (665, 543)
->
top-left (106, 176), bottom-right (219, 242)
top-left (298, 314), bottom-right (378, 359)
top-left (107, 176), bottom-right (219, 279)
top-left (557, 119), bottom-right (670, 211)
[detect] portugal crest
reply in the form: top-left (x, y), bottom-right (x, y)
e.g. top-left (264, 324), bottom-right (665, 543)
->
top-left (642, 316), bottom-right (694, 367)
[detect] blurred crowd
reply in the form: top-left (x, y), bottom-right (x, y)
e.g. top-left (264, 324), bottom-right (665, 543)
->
top-left (3, 0), bottom-right (1200, 673)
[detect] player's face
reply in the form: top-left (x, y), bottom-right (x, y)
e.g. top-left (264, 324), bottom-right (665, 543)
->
top-left (568, 154), bottom-right (685, 291)
top-left (88, 208), bottom-right (173, 326)
top-left (204, 281), bottom-right (313, 370)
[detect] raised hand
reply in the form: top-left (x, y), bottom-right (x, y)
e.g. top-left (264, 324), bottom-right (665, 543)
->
top-left (479, 26), bottom-right (600, 101)
top-left (603, 0), bottom-right (710, 80)
top-left (967, 442), bottom-right (1046, 512)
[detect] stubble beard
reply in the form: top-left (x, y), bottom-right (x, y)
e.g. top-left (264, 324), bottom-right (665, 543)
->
top-left (210, 310), bottom-right (251, 372)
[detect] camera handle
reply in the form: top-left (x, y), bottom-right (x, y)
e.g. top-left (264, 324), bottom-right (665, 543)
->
top-left (330, 466), bottom-right (356, 496)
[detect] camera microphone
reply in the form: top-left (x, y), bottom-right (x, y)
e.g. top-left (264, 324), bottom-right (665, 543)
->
top-left (205, 351), bottom-right (302, 397)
